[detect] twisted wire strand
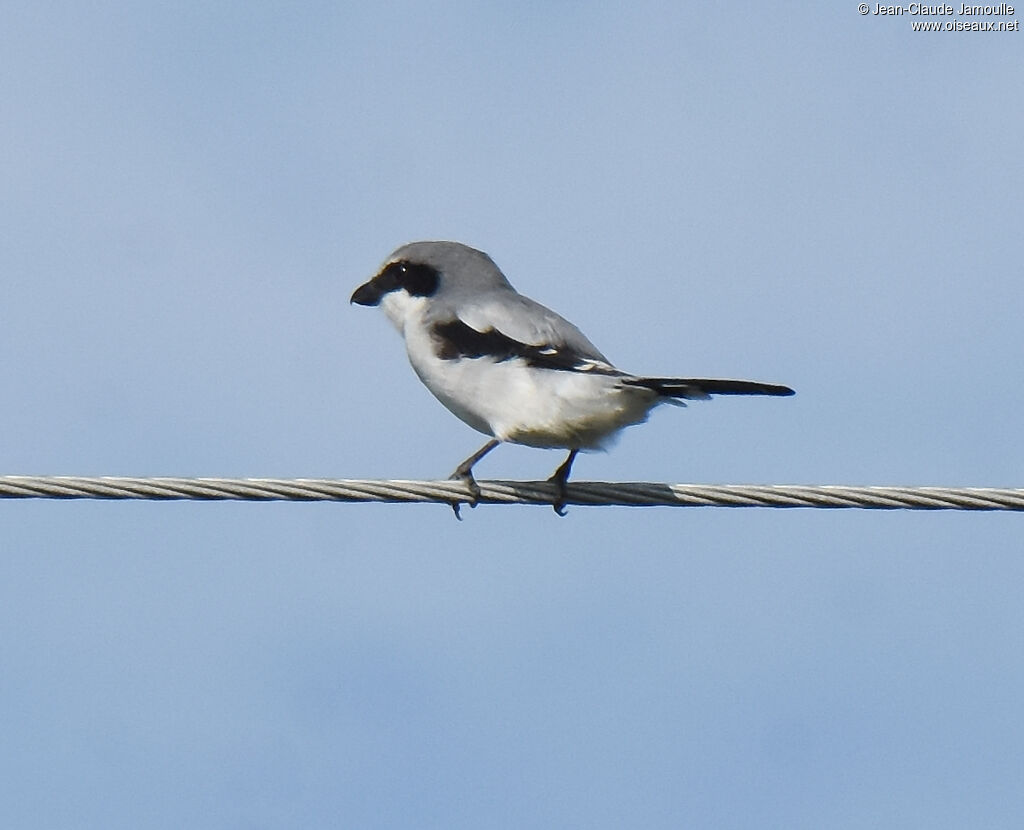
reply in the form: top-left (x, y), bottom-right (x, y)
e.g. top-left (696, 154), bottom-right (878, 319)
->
top-left (0, 476), bottom-right (1022, 511)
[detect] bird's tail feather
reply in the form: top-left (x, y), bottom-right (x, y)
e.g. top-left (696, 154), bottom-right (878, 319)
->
top-left (625, 377), bottom-right (795, 400)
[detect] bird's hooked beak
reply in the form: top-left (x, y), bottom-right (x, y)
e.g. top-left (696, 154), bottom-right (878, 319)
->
top-left (350, 279), bottom-right (383, 306)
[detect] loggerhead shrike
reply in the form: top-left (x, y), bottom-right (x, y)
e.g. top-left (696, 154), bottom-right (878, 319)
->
top-left (351, 241), bottom-right (793, 516)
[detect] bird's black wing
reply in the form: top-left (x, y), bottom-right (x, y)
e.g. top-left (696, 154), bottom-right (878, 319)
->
top-left (430, 318), bottom-right (617, 374)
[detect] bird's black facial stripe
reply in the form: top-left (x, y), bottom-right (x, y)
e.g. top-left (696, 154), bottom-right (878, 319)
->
top-left (351, 260), bottom-right (440, 306)
top-left (431, 319), bottom-right (612, 373)
top-left (376, 260), bottom-right (440, 297)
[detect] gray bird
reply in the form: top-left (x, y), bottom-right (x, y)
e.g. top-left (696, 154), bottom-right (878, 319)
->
top-left (351, 241), bottom-right (793, 515)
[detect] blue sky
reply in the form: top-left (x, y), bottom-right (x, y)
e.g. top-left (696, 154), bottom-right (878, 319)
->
top-left (2, 2), bottom-right (1022, 827)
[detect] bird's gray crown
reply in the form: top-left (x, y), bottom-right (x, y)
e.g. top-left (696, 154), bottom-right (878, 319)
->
top-left (385, 241), bottom-right (514, 293)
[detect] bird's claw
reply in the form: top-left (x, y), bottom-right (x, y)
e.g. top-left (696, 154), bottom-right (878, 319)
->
top-left (448, 470), bottom-right (481, 520)
top-left (546, 449), bottom-right (577, 516)
top-left (547, 475), bottom-right (569, 517)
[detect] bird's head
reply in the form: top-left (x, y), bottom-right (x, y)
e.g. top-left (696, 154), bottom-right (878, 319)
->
top-left (351, 241), bottom-right (512, 331)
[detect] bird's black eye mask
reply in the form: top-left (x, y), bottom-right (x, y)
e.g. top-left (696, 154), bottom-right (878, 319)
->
top-left (351, 260), bottom-right (440, 306)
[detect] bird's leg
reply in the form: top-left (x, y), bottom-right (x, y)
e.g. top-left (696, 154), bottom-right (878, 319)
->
top-left (547, 449), bottom-right (579, 517)
top-left (448, 439), bottom-right (500, 518)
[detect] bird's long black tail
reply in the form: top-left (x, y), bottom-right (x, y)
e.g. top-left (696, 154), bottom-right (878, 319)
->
top-left (624, 377), bottom-right (795, 401)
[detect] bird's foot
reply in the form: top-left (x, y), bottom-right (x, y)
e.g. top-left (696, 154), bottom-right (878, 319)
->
top-left (547, 449), bottom-right (578, 517)
top-left (446, 440), bottom-right (499, 519)
top-left (447, 469), bottom-right (481, 520)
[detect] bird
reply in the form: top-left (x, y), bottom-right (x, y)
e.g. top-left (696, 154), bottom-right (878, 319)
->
top-left (351, 241), bottom-right (793, 516)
